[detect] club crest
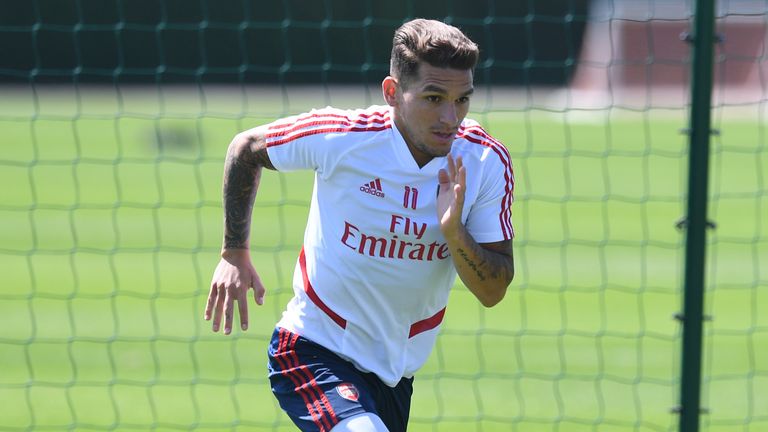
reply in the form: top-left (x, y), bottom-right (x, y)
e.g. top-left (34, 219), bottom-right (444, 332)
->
top-left (336, 383), bottom-right (359, 402)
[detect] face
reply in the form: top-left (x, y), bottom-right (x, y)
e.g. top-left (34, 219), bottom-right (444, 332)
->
top-left (383, 63), bottom-right (474, 167)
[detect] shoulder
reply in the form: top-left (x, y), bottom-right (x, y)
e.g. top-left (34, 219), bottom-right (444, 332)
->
top-left (454, 118), bottom-right (512, 170)
top-left (265, 105), bottom-right (393, 147)
top-left (454, 119), bottom-right (516, 206)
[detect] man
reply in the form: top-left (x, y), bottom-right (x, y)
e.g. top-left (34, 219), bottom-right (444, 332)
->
top-left (204, 18), bottom-right (515, 432)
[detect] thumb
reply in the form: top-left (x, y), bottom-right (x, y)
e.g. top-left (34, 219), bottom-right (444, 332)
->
top-left (251, 271), bottom-right (266, 305)
top-left (255, 289), bottom-right (265, 306)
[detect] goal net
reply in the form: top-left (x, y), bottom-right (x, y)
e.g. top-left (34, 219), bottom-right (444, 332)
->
top-left (0, 0), bottom-right (766, 430)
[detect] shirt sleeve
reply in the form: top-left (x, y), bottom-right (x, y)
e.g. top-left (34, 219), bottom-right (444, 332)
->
top-left (264, 107), bottom-right (353, 177)
top-left (464, 140), bottom-right (516, 243)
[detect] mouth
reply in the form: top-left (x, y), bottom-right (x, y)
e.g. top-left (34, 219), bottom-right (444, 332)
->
top-left (432, 131), bottom-right (456, 142)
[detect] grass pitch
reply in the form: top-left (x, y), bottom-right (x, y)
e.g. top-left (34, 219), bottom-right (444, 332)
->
top-left (0, 86), bottom-right (766, 431)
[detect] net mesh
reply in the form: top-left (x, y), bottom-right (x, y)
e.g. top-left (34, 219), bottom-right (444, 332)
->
top-left (0, 0), bottom-right (766, 431)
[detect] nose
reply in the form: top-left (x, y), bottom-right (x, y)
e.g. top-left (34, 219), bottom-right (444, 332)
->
top-left (439, 103), bottom-right (459, 127)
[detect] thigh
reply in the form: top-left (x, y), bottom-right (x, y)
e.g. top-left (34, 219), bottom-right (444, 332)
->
top-left (361, 373), bottom-right (413, 432)
top-left (267, 327), bottom-right (378, 432)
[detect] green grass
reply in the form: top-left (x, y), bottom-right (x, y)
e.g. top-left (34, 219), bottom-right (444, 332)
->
top-left (1, 87), bottom-right (767, 431)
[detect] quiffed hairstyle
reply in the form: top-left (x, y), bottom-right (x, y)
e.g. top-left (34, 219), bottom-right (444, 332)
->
top-left (390, 19), bottom-right (479, 87)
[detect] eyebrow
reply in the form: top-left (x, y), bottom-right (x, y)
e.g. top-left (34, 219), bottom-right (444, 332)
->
top-left (422, 84), bottom-right (475, 97)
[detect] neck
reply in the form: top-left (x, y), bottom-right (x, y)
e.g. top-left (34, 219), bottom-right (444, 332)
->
top-left (394, 117), bottom-right (432, 168)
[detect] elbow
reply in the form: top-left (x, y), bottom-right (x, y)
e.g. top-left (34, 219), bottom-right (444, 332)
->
top-left (480, 296), bottom-right (503, 308)
top-left (228, 133), bottom-right (251, 160)
top-left (478, 282), bottom-right (510, 308)
top-left (227, 132), bottom-right (267, 170)
top-left (479, 292), bottom-right (505, 308)
top-left (479, 271), bottom-right (514, 307)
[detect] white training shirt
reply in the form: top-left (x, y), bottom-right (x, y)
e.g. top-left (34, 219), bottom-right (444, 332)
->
top-left (266, 105), bottom-right (514, 387)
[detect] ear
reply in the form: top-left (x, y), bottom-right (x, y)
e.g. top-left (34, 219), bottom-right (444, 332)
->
top-left (381, 76), bottom-right (399, 106)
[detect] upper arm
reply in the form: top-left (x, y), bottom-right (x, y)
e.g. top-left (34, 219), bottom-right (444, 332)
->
top-left (462, 146), bottom-right (515, 243)
top-left (478, 239), bottom-right (512, 257)
top-left (480, 239), bottom-right (514, 280)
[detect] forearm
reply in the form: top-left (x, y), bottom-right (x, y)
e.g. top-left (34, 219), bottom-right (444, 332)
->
top-left (221, 134), bottom-right (265, 252)
top-left (444, 227), bottom-right (514, 307)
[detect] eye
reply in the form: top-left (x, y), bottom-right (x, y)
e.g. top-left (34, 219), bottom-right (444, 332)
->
top-left (457, 96), bottom-right (470, 104)
top-left (425, 95), bottom-right (442, 103)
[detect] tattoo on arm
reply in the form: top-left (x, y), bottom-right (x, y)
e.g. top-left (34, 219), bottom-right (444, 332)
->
top-left (222, 133), bottom-right (274, 249)
top-left (457, 248), bottom-right (486, 281)
top-left (456, 239), bottom-right (514, 282)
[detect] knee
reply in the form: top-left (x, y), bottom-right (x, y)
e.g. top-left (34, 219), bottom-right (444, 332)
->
top-left (331, 412), bottom-right (389, 432)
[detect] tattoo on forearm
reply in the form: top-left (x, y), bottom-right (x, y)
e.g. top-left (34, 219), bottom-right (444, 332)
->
top-left (222, 135), bottom-right (272, 249)
top-left (223, 157), bottom-right (255, 249)
top-left (457, 248), bottom-right (486, 281)
top-left (457, 240), bottom-right (514, 282)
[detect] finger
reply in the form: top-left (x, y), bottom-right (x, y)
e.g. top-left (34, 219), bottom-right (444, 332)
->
top-left (437, 168), bottom-right (450, 190)
top-left (455, 165), bottom-right (467, 207)
top-left (252, 271), bottom-right (266, 306)
top-left (438, 167), bottom-right (449, 182)
top-left (458, 162), bottom-right (467, 189)
top-left (212, 285), bottom-right (226, 332)
top-left (238, 288), bottom-right (249, 331)
top-left (224, 287), bottom-right (235, 335)
top-left (204, 282), bottom-right (218, 321)
top-left (454, 155), bottom-right (464, 179)
top-left (446, 154), bottom-right (456, 178)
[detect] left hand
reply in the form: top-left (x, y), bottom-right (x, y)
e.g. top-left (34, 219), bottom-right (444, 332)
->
top-left (437, 154), bottom-right (466, 235)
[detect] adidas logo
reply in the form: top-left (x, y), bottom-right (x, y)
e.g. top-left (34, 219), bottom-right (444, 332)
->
top-left (359, 178), bottom-right (385, 198)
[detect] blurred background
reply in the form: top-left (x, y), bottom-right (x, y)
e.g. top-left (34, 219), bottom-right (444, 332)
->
top-left (1, 0), bottom-right (766, 430)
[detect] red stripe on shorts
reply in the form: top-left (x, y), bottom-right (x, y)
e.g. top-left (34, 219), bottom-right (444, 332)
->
top-left (283, 331), bottom-right (340, 428)
top-left (274, 328), bottom-right (325, 430)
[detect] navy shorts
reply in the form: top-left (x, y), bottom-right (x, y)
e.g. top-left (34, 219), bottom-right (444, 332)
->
top-left (267, 327), bottom-right (413, 432)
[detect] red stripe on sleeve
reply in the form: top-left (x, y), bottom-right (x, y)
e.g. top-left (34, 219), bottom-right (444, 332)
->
top-left (267, 125), bottom-right (391, 147)
top-left (457, 126), bottom-right (515, 239)
top-left (268, 110), bottom-right (390, 132)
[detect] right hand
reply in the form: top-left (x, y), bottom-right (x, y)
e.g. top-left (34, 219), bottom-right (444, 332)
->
top-left (204, 249), bottom-right (266, 335)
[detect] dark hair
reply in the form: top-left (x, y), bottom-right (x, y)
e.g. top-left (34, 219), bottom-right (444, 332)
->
top-left (390, 19), bottom-right (479, 87)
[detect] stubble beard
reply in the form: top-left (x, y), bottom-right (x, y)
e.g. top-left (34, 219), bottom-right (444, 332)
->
top-left (395, 115), bottom-right (454, 162)
top-left (415, 139), bottom-right (452, 158)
